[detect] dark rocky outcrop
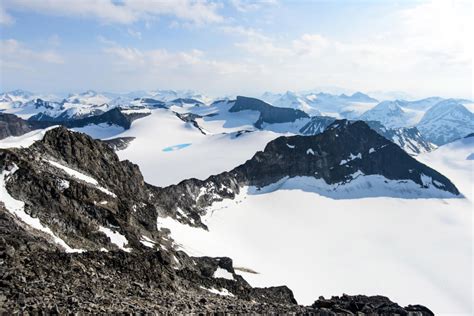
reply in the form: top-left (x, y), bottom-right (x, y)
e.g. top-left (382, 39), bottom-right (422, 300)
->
top-left (299, 115), bottom-right (335, 135)
top-left (103, 136), bottom-right (136, 151)
top-left (0, 113), bottom-right (34, 139)
top-left (312, 294), bottom-right (434, 315)
top-left (175, 112), bottom-right (208, 135)
top-left (230, 96), bottom-right (309, 128)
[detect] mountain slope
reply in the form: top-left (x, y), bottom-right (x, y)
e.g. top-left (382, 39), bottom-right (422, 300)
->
top-left (230, 96), bottom-right (309, 128)
top-left (417, 99), bottom-right (474, 145)
top-left (156, 120), bottom-right (459, 221)
top-left (365, 121), bottom-right (436, 155)
top-left (270, 91), bottom-right (320, 115)
top-left (359, 100), bottom-right (414, 128)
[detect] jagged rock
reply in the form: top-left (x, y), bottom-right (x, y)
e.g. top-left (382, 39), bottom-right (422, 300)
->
top-left (312, 294), bottom-right (434, 315)
top-left (0, 113), bottom-right (34, 139)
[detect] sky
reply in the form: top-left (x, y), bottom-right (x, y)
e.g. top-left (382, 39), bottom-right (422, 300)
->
top-left (0, 0), bottom-right (472, 99)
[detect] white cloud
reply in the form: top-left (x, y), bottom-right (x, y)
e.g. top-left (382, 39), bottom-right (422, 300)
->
top-left (127, 28), bottom-right (142, 39)
top-left (222, 1), bottom-right (472, 98)
top-left (2, 0), bottom-right (223, 25)
top-left (0, 6), bottom-right (14, 25)
top-left (102, 41), bottom-right (250, 76)
top-left (0, 39), bottom-right (64, 68)
top-left (230, 0), bottom-right (277, 12)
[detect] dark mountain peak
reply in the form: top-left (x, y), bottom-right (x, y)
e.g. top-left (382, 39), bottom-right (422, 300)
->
top-left (231, 96), bottom-right (309, 128)
top-left (243, 119), bottom-right (457, 194)
top-left (157, 119), bottom-right (459, 226)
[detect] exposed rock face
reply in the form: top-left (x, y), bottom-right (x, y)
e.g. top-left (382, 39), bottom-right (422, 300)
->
top-left (0, 113), bottom-right (34, 139)
top-left (1, 127), bottom-right (163, 251)
top-left (156, 120), bottom-right (459, 220)
top-left (0, 125), bottom-right (436, 314)
top-left (312, 295), bottom-right (434, 316)
top-left (299, 115), bottom-right (335, 135)
top-left (299, 117), bottom-right (435, 156)
top-left (230, 96), bottom-right (309, 128)
top-left (366, 121), bottom-right (436, 155)
top-left (103, 136), bottom-right (136, 151)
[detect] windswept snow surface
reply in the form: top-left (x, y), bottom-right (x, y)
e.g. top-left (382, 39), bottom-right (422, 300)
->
top-left (155, 152), bottom-right (472, 315)
top-left (114, 109), bottom-right (279, 186)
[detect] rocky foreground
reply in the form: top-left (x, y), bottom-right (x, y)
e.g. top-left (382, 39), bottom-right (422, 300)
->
top-left (0, 211), bottom-right (433, 314)
top-left (0, 126), bottom-right (436, 314)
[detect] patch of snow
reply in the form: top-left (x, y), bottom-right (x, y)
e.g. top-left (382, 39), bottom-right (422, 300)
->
top-left (98, 226), bottom-right (130, 252)
top-left (140, 235), bottom-right (155, 248)
top-left (200, 286), bottom-right (235, 297)
top-left (420, 174), bottom-right (433, 187)
top-left (340, 153), bottom-right (362, 165)
top-left (214, 267), bottom-right (234, 280)
top-left (306, 148), bottom-right (315, 155)
top-left (47, 160), bottom-right (98, 184)
top-left (286, 144), bottom-right (295, 149)
top-left (46, 160), bottom-right (116, 197)
top-left (369, 148), bottom-right (375, 154)
top-left (58, 179), bottom-right (70, 190)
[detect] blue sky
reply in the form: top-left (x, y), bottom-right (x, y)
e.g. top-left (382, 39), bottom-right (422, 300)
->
top-left (0, 0), bottom-right (472, 98)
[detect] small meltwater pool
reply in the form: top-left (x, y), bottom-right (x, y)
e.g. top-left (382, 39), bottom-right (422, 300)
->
top-left (162, 143), bottom-right (192, 152)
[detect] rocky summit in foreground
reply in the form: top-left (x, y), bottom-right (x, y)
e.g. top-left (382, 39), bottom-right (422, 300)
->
top-left (0, 126), bottom-right (436, 314)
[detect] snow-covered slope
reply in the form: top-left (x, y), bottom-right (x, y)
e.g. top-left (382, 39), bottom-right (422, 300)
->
top-left (114, 109), bottom-right (280, 186)
top-left (416, 99), bottom-right (474, 145)
top-left (269, 91), bottom-right (320, 115)
top-left (359, 100), bottom-right (416, 128)
top-left (65, 90), bottom-right (111, 106)
top-left (145, 121), bottom-right (472, 315)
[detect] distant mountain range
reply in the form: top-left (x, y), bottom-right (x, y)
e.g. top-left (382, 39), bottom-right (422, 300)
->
top-left (1, 89), bottom-right (473, 147)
